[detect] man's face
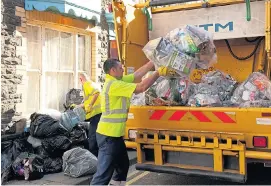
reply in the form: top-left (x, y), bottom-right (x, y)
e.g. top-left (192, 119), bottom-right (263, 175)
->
top-left (112, 62), bottom-right (124, 80)
top-left (79, 75), bottom-right (86, 84)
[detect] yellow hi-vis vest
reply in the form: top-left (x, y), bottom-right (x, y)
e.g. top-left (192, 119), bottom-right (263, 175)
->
top-left (83, 81), bottom-right (102, 120)
top-left (96, 74), bottom-right (136, 137)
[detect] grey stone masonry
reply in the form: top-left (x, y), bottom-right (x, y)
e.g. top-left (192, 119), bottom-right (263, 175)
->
top-left (97, 0), bottom-right (110, 85)
top-left (1, 0), bottom-right (25, 127)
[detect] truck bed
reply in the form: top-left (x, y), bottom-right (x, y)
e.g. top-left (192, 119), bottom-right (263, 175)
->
top-left (126, 106), bottom-right (271, 149)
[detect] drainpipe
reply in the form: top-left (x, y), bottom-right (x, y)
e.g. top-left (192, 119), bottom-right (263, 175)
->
top-left (105, 12), bottom-right (116, 41)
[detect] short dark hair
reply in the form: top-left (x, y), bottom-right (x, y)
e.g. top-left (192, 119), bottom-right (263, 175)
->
top-left (103, 58), bottom-right (119, 74)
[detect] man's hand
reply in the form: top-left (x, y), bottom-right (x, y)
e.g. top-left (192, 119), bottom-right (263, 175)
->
top-left (158, 66), bottom-right (177, 77)
top-left (70, 104), bottom-right (77, 109)
top-left (85, 104), bottom-right (93, 113)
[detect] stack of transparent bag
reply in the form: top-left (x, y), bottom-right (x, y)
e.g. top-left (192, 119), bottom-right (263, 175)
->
top-left (130, 71), bottom-right (271, 108)
top-left (135, 25), bottom-right (271, 108)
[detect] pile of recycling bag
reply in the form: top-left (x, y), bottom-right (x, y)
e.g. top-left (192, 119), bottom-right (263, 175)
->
top-left (1, 107), bottom-right (97, 184)
top-left (132, 25), bottom-right (271, 108)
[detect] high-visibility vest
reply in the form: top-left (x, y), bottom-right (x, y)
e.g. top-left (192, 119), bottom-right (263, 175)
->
top-left (97, 74), bottom-right (136, 137)
top-left (83, 81), bottom-right (102, 120)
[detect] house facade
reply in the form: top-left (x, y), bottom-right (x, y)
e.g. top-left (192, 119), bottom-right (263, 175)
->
top-left (1, 0), bottom-right (111, 128)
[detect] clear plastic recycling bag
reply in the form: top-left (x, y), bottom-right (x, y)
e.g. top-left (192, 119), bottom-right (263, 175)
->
top-left (239, 100), bottom-right (271, 108)
top-left (231, 72), bottom-right (271, 104)
top-left (188, 93), bottom-right (222, 107)
top-left (201, 70), bottom-right (237, 102)
top-left (143, 25), bottom-right (217, 78)
top-left (165, 25), bottom-right (217, 66)
top-left (188, 70), bottom-right (237, 107)
top-left (145, 74), bottom-right (193, 106)
top-left (143, 37), bottom-right (197, 77)
top-left (131, 93), bottom-right (146, 106)
top-left (131, 71), bottom-right (193, 106)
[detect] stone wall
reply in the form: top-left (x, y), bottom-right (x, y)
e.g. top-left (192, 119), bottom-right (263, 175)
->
top-left (97, 0), bottom-right (111, 85)
top-left (1, 0), bottom-right (26, 128)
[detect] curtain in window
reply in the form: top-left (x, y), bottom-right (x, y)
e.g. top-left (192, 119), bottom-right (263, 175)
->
top-left (26, 72), bottom-right (40, 114)
top-left (60, 32), bottom-right (73, 70)
top-left (58, 74), bottom-right (73, 110)
top-left (26, 25), bottom-right (41, 114)
top-left (27, 25), bottom-right (41, 69)
top-left (45, 28), bottom-right (59, 70)
top-left (78, 35), bottom-right (85, 71)
top-left (26, 26), bottom-right (91, 113)
top-left (45, 29), bottom-right (73, 111)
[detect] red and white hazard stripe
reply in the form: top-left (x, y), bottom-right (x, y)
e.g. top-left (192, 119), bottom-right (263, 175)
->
top-left (149, 110), bottom-right (236, 124)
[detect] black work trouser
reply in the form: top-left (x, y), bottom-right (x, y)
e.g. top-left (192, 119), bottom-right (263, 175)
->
top-left (85, 113), bottom-right (101, 157)
top-left (90, 133), bottom-right (129, 185)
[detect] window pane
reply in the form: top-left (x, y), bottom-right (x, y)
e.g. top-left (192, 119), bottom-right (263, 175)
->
top-left (26, 72), bottom-right (40, 114)
top-left (85, 36), bottom-right (91, 73)
top-left (78, 35), bottom-right (85, 71)
top-left (45, 72), bottom-right (73, 111)
top-left (58, 74), bottom-right (73, 111)
top-left (27, 25), bottom-right (41, 70)
top-left (45, 72), bottom-right (58, 110)
top-left (45, 29), bottom-right (59, 70)
top-left (60, 32), bottom-right (73, 70)
top-left (78, 35), bottom-right (91, 74)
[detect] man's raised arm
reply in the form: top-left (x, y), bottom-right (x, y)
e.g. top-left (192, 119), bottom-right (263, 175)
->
top-left (133, 61), bottom-right (155, 83)
top-left (134, 66), bottom-right (177, 94)
top-left (134, 71), bottom-right (159, 94)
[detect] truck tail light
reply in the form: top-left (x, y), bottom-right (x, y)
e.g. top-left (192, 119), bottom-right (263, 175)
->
top-left (253, 136), bottom-right (267, 148)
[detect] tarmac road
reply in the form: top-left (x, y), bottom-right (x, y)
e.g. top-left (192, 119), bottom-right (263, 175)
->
top-left (11, 149), bottom-right (269, 185)
top-left (126, 164), bottom-right (271, 185)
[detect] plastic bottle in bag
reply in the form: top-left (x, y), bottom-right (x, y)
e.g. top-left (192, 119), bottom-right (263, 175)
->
top-left (231, 72), bottom-right (271, 104)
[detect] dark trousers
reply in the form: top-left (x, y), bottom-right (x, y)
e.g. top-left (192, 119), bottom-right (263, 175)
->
top-left (85, 113), bottom-right (101, 157)
top-left (90, 133), bottom-right (129, 185)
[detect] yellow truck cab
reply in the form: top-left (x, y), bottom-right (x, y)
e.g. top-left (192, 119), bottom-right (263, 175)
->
top-left (111, 0), bottom-right (271, 183)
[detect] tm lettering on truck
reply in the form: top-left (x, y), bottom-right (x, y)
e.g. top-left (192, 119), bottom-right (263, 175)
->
top-left (195, 21), bottom-right (234, 33)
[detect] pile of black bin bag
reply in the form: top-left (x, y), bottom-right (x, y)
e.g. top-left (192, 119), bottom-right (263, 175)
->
top-left (1, 112), bottom-right (88, 184)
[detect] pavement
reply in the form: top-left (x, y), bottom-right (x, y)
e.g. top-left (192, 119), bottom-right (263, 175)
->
top-left (125, 163), bottom-right (271, 185)
top-left (6, 150), bottom-right (137, 185)
top-left (6, 150), bottom-right (271, 185)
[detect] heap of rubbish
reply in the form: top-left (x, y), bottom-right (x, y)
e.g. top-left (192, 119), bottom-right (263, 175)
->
top-left (1, 106), bottom-right (97, 184)
top-left (131, 25), bottom-right (271, 108)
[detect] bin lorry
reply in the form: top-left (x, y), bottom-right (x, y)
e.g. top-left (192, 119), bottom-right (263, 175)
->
top-left (110, 0), bottom-right (271, 183)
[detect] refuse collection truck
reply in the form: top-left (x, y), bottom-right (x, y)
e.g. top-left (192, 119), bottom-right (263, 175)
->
top-left (110, 0), bottom-right (271, 183)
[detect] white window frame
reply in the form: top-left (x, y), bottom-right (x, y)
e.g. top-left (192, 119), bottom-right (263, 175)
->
top-left (26, 22), bottom-right (92, 113)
